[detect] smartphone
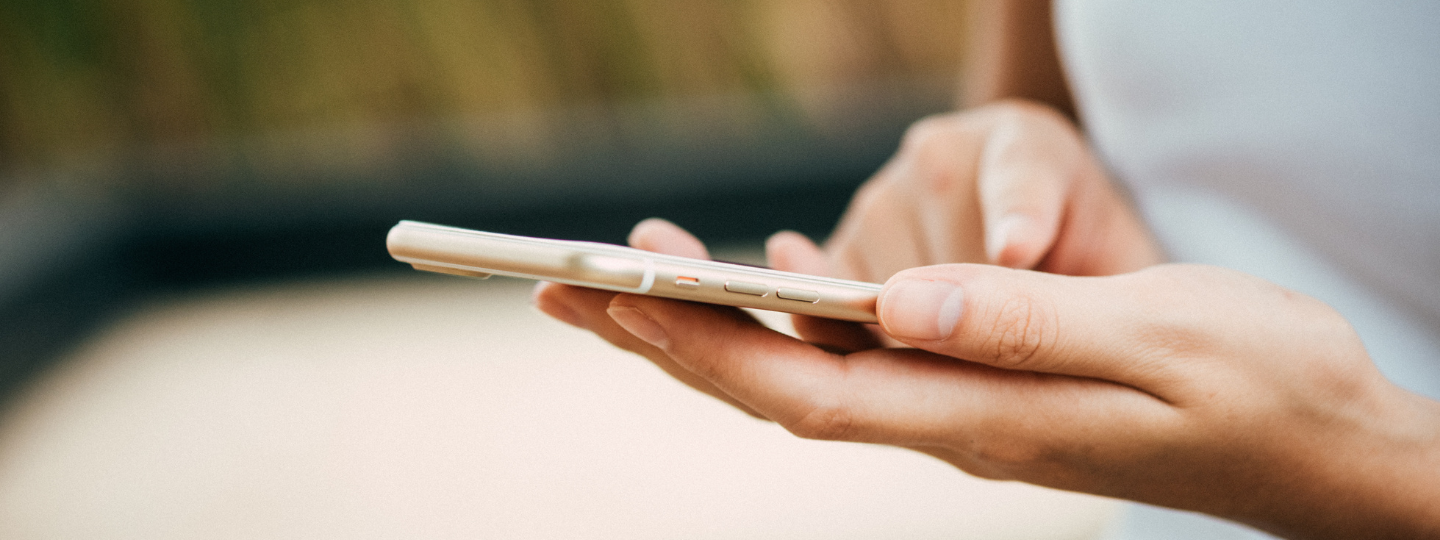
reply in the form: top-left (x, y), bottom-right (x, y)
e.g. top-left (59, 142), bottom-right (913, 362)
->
top-left (386, 220), bottom-right (882, 323)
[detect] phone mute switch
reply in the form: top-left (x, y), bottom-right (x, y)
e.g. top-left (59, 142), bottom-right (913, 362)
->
top-left (724, 280), bottom-right (769, 296)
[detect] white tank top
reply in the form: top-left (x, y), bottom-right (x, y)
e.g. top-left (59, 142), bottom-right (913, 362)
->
top-left (1055, 0), bottom-right (1440, 390)
top-left (1054, 2), bottom-right (1440, 537)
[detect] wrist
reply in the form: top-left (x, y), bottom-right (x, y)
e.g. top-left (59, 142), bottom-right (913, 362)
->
top-left (1242, 386), bottom-right (1440, 539)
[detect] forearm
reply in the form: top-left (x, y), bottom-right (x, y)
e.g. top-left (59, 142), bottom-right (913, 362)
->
top-left (961, 0), bottom-right (1075, 119)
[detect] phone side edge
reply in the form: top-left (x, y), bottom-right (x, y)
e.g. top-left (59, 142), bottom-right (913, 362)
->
top-left (386, 222), bottom-right (655, 293)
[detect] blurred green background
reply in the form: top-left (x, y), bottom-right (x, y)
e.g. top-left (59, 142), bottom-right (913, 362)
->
top-left (0, 0), bottom-right (969, 397)
top-left (1, 0), bottom-right (966, 184)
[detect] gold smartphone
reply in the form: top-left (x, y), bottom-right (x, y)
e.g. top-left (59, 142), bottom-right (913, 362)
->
top-left (386, 220), bottom-right (882, 323)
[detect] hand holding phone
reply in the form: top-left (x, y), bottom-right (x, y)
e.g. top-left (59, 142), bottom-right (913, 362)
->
top-left (386, 221), bottom-right (881, 323)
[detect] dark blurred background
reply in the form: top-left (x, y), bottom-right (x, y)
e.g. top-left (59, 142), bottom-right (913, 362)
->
top-left (0, 0), bottom-right (969, 400)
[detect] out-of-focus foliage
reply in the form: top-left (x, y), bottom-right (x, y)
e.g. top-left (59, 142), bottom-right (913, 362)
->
top-left (0, 0), bottom-right (967, 180)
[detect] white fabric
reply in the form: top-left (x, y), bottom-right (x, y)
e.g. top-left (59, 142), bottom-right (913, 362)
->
top-left (1056, 0), bottom-right (1440, 331)
top-left (1053, 1), bottom-right (1440, 537)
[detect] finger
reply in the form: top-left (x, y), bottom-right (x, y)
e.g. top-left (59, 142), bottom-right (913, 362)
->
top-left (765, 230), bottom-right (829, 276)
top-left (875, 263), bottom-right (1167, 389)
top-left (822, 175), bottom-right (932, 283)
top-left (605, 292), bottom-right (1167, 449)
top-left (629, 217), bottom-right (709, 259)
top-left (1037, 171), bottom-right (1167, 276)
top-left (823, 162), bottom-right (899, 281)
top-left (889, 115), bottom-right (989, 267)
top-left (975, 107), bottom-right (1077, 269)
top-left (766, 231), bottom-right (883, 352)
top-left (533, 281), bottom-right (766, 418)
top-left (606, 291), bottom-right (936, 444)
top-left (854, 183), bottom-right (938, 281)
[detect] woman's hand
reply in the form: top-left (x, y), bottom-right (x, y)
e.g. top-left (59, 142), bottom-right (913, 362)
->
top-left (542, 252), bottom-right (1440, 539)
top-left (769, 98), bottom-right (1164, 352)
top-left (532, 101), bottom-right (1440, 537)
top-left (816, 99), bottom-right (1162, 283)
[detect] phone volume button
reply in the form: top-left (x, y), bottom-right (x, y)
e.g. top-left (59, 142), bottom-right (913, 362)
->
top-left (723, 280), bottom-right (769, 296)
top-left (776, 288), bottom-right (820, 303)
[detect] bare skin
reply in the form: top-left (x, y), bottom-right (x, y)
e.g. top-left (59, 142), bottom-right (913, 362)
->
top-left (534, 1), bottom-right (1440, 537)
top-left (535, 220), bottom-right (1440, 539)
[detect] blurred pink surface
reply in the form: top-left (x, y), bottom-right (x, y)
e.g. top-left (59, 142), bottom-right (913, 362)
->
top-left (0, 266), bottom-right (1116, 539)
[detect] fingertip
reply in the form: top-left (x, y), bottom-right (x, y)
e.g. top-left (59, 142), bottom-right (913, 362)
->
top-left (765, 230), bottom-right (828, 275)
top-left (606, 301), bottom-right (670, 350)
top-left (605, 291), bottom-right (644, 313)
top-left (629, 218), bottom-right (710, 259)
top-left (986, 215), bottom-right (1048, 269)
top-left (984, 215), bottom-right (1021, 263)
top-left (532, 282), bottom-right (587, 329)
top-left (629, 217), bottom-right (676, 241)
top-left (765, 230), bottom-right (814, 250)
top-left (531, 280), bottom-right (555, 304)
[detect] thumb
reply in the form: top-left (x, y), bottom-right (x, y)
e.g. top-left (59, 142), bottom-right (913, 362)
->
top-left (875, 263), bottom-right (1152, 386)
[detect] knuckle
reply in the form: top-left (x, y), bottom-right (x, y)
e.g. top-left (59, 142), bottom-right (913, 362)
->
top-left (981, 293), bottom-right (1054, 370)
top-left (986, 98), bottom-right (1070, 127)
top-left (897, 116), bottom-right (976, 194)
top-left (900, 114), bottom-right (952, 149)
top-left (899, 114), bottom-right (970, 162)
top-left (1116, 277), bottom-right (1205, 359)
top-left (1295, 293), bottom-right (1352, 334)
top-left (785, 403), bottom-right (856, 441)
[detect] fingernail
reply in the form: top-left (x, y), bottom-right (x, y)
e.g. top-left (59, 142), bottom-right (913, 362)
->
top-left (881, 279), bottom-right (964, 341)
top-left (608, 305), bottom-right (670, 349)
top-left (532, 283), bottom-right (586, 329)
top-left (986, 215), bottom-right (1027, 264)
